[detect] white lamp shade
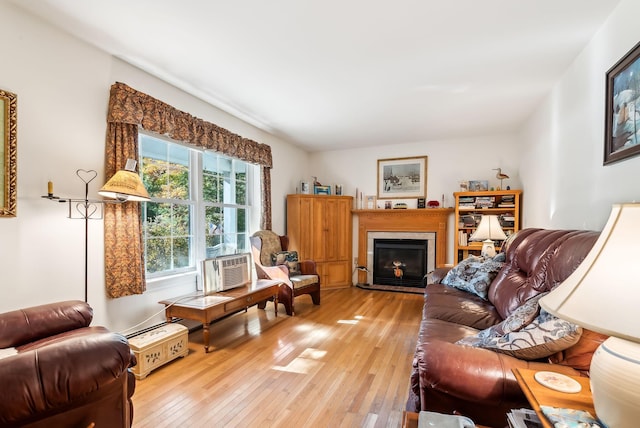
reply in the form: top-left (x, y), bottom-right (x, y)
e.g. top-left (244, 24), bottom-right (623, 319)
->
top-left (539, 203), bottom-right (640, 428)
top-left (469, 215), bottom-right (507, 241)
top-left (539, 203), bottom-right (640, 342)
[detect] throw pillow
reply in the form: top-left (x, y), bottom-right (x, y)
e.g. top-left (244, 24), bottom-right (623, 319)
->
top-left (458, 306), bottom-right (583, 360)
top-left (441, 254), bottom-right (505, 300)
top-left (457, 293), bottom-right (546, 347)
top-left (271, 251), bottom-right (301, 276)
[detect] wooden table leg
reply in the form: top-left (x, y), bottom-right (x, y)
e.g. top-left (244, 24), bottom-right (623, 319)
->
top-left (203, 323), bottom-right (210, 353)
top-left (274, 293), bottom-right (278, 317)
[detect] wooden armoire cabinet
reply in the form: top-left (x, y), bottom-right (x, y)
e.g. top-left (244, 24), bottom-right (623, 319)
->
top-left (286, 194), bottom-right (353, 289)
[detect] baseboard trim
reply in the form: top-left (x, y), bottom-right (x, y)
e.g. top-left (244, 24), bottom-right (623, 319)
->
top-left (355, 283), bottom-right (425, 295)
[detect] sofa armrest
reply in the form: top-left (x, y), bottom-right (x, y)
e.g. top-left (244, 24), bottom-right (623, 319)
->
top-left (0, 301), bottom-right (92, 348)
top-left (0, 327), bottom-right (133, 427)
top-left (417, 340), bottom-right (582, 406)
top-left (426, 267), bottom-right (452, 285)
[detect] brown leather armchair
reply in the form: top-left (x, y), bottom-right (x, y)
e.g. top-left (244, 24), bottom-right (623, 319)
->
top-left (250, 230), bottom-right (320, 315)
top-left (0, 300), bottom-right (136, 428)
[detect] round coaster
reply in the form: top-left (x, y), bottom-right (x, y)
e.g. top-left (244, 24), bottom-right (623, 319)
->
top-left (534, 371), bottom-right (582, 393)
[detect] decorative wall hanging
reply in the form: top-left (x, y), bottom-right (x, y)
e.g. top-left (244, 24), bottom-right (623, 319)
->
top-left (605, 41), bottom-right (640, 165)
top-left (377, 156), bottom-right (427, 199)
top-left (0, 88), bottom-right (17, 217)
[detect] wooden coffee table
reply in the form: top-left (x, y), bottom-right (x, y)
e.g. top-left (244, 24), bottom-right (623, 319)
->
top-left (159, 279), bottom-right (282, 352)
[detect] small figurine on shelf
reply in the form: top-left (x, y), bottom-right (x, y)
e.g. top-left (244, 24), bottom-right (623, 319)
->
top-left (493, 168), bottom-right (509, 190)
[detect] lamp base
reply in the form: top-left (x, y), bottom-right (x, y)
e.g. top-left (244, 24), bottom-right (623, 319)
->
top-left (590, 336), bottom-right (640, 428)
top-left (480, 240), bottom-right (496, 258)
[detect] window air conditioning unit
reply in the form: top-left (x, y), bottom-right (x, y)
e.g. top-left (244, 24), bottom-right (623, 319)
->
top-left (202, 253), bottom-right (252, 295)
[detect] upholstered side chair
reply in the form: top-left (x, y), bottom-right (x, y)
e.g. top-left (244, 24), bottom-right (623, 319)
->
top-left (250, 230), bottom-right (320, 315)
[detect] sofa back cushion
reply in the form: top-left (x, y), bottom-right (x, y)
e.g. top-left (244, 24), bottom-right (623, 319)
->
top-left (488, 229), bottom-right (599, 319)
top-left (0, 301), bottom-right (93, 348)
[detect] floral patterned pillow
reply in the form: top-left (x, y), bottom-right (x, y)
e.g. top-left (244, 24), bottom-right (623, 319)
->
top-left (457, 293), bottom-right (546, 347)
top-left (441, 254), bottom-right (505, 300)
top-left (271, 251), bottom-right (301, 276)
top-left (457, 297), bottom-right (583, 361)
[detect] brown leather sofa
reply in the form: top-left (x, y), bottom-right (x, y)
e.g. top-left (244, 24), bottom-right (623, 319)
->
top-left (406, 228), bottom-right (608, 427)
top-left (0, 300), bottom-right (136, 428)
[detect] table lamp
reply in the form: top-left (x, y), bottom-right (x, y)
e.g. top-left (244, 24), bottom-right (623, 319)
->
top-left (469, 215), bottom-right (507, 257)
top-left (539, 203), bottom-right (640, 428)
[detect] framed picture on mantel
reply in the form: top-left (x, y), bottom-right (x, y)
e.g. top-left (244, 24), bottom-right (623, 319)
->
top-left (377, 156), bottom-right (427, 199)
top-left (605, 41), bottom-right (640, 165)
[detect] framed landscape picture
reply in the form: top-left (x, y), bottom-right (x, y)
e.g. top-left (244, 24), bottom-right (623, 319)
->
top-left (604, 41), bottom-right (640, 165)
top-left (377, 156), bottom-right (427, 199)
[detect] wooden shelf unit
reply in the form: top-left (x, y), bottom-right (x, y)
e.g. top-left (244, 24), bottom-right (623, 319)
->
top-left (286, 194), bottom-right (353, 289)
top-left (453, 189), bottom-right (522, 263)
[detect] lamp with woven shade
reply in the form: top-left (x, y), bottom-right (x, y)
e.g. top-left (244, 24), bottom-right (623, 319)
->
top-left (99, 159), bottom-right (150, 201)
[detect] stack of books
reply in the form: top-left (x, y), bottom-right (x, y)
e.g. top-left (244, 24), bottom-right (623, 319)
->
top-left (500, 214), bottom-right (515, 227)
top-left (475, 196), bottom-right (496, 208)
top-left (458, 231), bottom-right (468, 246)
top-left (459, 196), bottom-right (475, 209)
top-left (499, 194), bottom-right (516, 207)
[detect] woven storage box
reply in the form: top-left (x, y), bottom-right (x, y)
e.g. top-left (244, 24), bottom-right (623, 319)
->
top-left (128, 323), bottom-right (189, 379)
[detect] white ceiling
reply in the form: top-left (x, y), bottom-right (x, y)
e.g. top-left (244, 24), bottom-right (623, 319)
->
top-left (11, 0), bottom-right (621, 151)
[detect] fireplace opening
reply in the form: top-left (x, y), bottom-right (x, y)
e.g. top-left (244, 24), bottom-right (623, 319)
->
top-left (373, 239), bottom-right (428, 287)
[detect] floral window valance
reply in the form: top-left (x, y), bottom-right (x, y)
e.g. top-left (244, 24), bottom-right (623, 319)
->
top-left (107, 82), bottom-right (272, 168)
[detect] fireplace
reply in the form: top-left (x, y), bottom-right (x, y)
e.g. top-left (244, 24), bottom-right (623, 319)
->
top-left (354, 208), bottom-right (452, 286)
top-left (373, 239), bottom-right (428, 287)
top-left (366, 231), bottom-right (436, 286)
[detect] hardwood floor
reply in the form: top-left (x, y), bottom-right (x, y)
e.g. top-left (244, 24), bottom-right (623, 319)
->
top-left (132, 287), bottom-right (424, 428)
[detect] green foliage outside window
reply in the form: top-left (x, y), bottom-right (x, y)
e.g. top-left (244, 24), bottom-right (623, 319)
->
top-left (140, 134), bottom-right (252, 276)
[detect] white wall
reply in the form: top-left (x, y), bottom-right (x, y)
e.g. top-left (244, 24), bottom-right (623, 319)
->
top-left (310, 134), bottom-right (521, 264)
top-left (520, 0), bottom-right (640, 231)
top-left (0, 2), bottom-right (308, 331)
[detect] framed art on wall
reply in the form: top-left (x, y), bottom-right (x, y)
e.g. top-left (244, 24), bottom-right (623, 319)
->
top-left (377, 156), bottom-right (427, 199)
top-left (604, 41), bottom-right (640, 165)
top-left (0, 88), bottom-right (17, 217)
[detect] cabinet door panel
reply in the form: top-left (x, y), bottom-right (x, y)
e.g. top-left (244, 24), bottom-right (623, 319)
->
top-left (312, 198), bottom-right (326, 260)
top-left (323, 261), bottom-right (351, 288)
top-left (333, 199), bottom-right (351, 261)
top-left (297, 196), bottom-right (314, 259)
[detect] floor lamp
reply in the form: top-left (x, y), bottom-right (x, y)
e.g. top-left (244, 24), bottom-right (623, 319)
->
top-left (43, 160), bottom-right (149, 302)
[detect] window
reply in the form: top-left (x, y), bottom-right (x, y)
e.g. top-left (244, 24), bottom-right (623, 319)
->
top-left (140, 133), bottom-right (258, 278)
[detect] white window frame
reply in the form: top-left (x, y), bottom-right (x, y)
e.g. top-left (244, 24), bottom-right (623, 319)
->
top-left (139, 131), bottom-right (259, 287)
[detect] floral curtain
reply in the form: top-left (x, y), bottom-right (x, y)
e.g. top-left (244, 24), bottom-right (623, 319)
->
top-left (105, 82), bottom-right (273, 298)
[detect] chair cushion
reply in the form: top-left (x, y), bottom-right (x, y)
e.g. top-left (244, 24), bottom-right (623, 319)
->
top-left (290, 274), bottom-right (318, 289)
top-left (252, 230), bottom-right (282, 266)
